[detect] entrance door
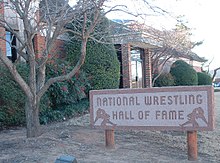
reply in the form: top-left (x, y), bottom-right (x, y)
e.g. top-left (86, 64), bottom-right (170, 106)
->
top-left (131, 48), bottom-right (142, 88)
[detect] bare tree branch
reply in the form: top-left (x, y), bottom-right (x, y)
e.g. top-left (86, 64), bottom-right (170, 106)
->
top-left (212, 67), bottom-right (220, 81)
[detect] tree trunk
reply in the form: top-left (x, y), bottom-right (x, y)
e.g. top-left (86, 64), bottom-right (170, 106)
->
top-left (25, 98), bottom-right (41, 138)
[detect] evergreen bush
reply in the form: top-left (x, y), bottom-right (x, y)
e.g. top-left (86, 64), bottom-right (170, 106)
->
top-left (197, 72), bottom-right (212, 85)
top-left (154, 73), bottom-right (175, 87)
top-left (170, 60), bottom-right (198, 86)
top-left (0, 63), bottom-right (27, 128)
top-left (66, 40), bottom-right (120, 90)
top-left (0, 61), bottom-right (90, 128)
top-left (65, 17), bottom-right (120, 90)
top-left (40, 60), bottom-right (91, 124)
top-left (46, 60), bottom-right (90, 107)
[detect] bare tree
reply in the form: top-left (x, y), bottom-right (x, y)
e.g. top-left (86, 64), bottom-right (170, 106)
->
top-left (148, 23), bottom-right (202, 86)
top-left (0, 0), bottom-right (113, 137)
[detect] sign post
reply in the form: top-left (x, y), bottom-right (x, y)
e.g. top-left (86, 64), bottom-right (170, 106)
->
top-left (90, 86), bottom-right (215, 160)
top-left (105, 129), bottom-right (115, 149)
top-left (187, 131), bottom-right (198, 161)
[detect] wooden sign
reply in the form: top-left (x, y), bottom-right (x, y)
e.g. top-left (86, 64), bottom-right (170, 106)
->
top-left (90, 86), bottom-right (215, 131)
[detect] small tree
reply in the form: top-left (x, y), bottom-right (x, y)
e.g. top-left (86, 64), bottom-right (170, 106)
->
top-left (170, 60), bottom-right (198, 86)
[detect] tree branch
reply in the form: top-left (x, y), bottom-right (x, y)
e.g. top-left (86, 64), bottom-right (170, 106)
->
top-left (212, 67), bottom-right (220, 81)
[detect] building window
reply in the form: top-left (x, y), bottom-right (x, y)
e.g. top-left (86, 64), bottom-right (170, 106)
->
top-left (6, 31), bottom-right (17, 62)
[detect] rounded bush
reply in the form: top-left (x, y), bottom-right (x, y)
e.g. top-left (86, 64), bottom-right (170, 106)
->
top-left (170, 60), bottom-right (198, 86)
top-left (154, 73), bottom-right (175, 87)
top-left (197, 72), bottom-right (212, 85)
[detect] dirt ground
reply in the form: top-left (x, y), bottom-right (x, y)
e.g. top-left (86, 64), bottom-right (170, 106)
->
top-left (0, 93), bottom-right (220, 163)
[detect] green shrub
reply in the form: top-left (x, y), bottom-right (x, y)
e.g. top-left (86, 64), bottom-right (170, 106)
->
top-left (46, 60), bottom-right (91, 108)
top-left (154, 73), bottom-right (175, 87)
top-left (66, 40), bottom-right (120, 90)
top-left (197, 72), bottom-right (212, 85)
top-left (0, 63), bottom-right (27, 128)
top-left (0, 60), bottom-right (90, 128)
top-left (38, 60), bottom-right (91, 124)
top-left (66, 16), bottom-right (120, 90)
top-left (40, 98), bottom-right (89, 124)
top-left (170, 60), bottom-right (198, 86)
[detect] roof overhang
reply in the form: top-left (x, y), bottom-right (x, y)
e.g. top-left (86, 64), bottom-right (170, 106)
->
top-left (110, 32), bottom-right (163, 49)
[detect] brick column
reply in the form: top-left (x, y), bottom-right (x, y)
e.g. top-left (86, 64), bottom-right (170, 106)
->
top-left (142, 49), bottom-right (152, 88)
top-left (121, 44), bottom-right (131, 88)
top-left (33, 34), bottom-right (45, 58)
top-left (33, 35), bottom-right (65, 59)
top-left (0, 2), bottom-right (6, 55)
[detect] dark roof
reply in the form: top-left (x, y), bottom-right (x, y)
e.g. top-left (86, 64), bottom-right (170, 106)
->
top-left (153, 46), bottom-right (207, 63)
top-left (178, 51), bottom-right (207, 62)
top-left (188, 51), bottom-right (207, 62)
top-left (109, 19), bottom-right (133, 35)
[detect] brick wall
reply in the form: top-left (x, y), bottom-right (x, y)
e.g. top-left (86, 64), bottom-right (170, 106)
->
top-left (51, 39), bottom-right (66, 58)
top-left (0, 2), bottom-right (65, 59)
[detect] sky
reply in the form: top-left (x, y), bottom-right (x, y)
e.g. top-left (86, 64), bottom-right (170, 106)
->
top-left (69, 0), bottom-right (220, 70)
